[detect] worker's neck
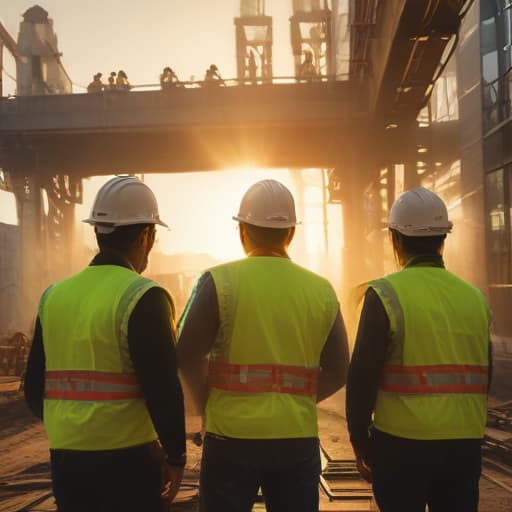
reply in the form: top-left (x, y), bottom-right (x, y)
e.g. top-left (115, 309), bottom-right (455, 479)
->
top-left (98, 247), bottom-right (140, 273)
top-left (246, 246), bottom-right (289, 259)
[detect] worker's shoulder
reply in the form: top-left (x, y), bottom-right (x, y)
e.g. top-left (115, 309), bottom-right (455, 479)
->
top-left (208, 258), bottom-right (335, 289)
top-left (284, 261), bottom-right (339, 300)
top-left (443, 270), bottom-right (489, 303)
top-left (136, 276), bottom-right (174, 302)
top-left (207, 258), bottom-right (245, 271)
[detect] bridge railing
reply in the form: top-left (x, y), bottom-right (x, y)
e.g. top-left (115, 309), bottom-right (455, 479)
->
top-left (124, 73), bottom-right (349, 92)
top-left (2, 74), bottom-right (350, 98)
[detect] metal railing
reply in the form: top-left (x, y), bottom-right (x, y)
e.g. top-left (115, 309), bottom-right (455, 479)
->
top-left (3, 73), bottom-right (351, 98)
top-left (483, 67), bottom-right (512, 133)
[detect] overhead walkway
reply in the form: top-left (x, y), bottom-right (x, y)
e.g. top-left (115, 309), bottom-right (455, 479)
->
top-left (0, 80), bottom-right (361, 175)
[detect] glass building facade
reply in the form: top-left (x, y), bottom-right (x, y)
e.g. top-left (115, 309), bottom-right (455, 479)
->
top-left (481, 0), bottom-right (512, 338)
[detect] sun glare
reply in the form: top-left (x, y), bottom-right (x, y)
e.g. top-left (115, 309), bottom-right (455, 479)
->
top-left (76, 168), bottom-right (344, 290)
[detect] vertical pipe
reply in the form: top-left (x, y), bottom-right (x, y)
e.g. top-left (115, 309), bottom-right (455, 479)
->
top-left (0, 43), bottom-right (3, 97)
top-left (321, 168), bottom-right (329, 253)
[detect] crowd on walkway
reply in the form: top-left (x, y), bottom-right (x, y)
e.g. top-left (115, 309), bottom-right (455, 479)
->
top-left (86, 64), bottom-right (226, 93)
top-left (86, 49), bottom-right (324, 94)
top-left (86, 70), bottom-right (131, 93)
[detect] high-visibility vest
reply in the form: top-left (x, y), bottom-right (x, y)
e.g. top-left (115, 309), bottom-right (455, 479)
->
top-left (203, 257), bottom-right (339, 439)
top-left (39, 265), bottom-right (167, 450)
top-left (370, 264), bottom-right (490, 440)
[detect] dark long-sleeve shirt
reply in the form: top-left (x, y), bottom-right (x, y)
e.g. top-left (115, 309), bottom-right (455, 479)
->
top-left (176, 269), bottom-right (350, 413)
top-left (346, 256), bottom-right (493, 456)
top-left (24, 252), bottom-right (186, 466)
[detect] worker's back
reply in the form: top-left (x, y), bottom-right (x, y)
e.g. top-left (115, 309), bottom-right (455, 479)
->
top-left (40, 265), bottom-right (158, 450)
top-left (206, 256), bottom-right (338, 439)
top-left (370, 262), bottom-right (490, 440)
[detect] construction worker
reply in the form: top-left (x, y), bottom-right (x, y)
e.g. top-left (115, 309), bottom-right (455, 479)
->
top-left (346, 188), bottom-right (491, 512)
top-left (24, 176), bottom-right (186, 512)
top-left (177, 179), bottom-right (350, 512)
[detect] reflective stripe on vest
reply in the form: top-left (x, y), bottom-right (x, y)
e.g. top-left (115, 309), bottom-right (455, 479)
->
top-left (45, 370), bottom-right (143, 401)
top-left (208, 362), bottom-right (319, 396)
top-left (380, 364), bottom-right (488, 394)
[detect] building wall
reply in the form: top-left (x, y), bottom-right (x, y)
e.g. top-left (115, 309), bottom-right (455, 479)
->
top-left (449, 0), bottom-right (487, 290)
top-left (0, 223), bottom-right (21, 334)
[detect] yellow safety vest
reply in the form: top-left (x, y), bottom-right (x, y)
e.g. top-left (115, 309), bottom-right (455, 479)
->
top-left (370, 263), bottom-right (490, 440)
top-left (204, 257), bottom-right (339, 439)
top-left (39, 265), bottom-right (167, 450)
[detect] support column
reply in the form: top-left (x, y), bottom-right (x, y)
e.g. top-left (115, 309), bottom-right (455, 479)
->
top-left (43, 174), bottom-right (82, 282)
top-left (0, 43), bottom-right (4, 97)
top-left (12, 172), bottom-right (46, 330)
top-left (338, 142), bottom-right (374, 337)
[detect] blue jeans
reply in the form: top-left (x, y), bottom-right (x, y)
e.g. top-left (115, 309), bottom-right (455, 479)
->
top-left (50, 442), bottom-right (165, 512)
top-left (199, 433), bottom-right (321, 512)
top-left (370, 429), bottom-right (482, 512)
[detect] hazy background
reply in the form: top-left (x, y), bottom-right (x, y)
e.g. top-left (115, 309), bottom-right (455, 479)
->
top-left (0, 1), bottom-right (343, 284)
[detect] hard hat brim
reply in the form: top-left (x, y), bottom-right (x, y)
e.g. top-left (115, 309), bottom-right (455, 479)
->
top-left (389, 223), bottom-right (452, 236)
top-left (232, 215), bottom-right (299, 229)
top-left (82, 217), bottom-right (169, 230)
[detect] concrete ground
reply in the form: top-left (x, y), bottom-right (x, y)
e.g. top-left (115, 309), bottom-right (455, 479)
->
top-left (0, 389), bottom-right (510, 511)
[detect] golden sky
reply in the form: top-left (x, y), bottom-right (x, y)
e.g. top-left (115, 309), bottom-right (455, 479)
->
top-left (0, 2), bottom-right (343, 276)
top-left (1, 0), bottom-right (294, 93)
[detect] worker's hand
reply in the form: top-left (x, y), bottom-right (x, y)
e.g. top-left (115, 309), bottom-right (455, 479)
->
top-left (354, 452), bottom-right (372, 483)
top-left (161, 464), bottom-right (184, 505)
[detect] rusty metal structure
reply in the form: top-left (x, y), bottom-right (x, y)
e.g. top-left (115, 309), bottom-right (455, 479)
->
top-left (235, 1), bottom-right (273, 83)
top-left (0, 332), bottom-right (29, 376)
top-left (291, 0), bottom-right (333, 79)
top-left (0, 7), bottom-right (80, 325)
top-left (0, 20), bottom-right (20, 97)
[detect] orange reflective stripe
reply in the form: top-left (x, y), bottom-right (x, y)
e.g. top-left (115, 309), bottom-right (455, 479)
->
top-left (45, 370), bottom-right (143, 401)
top-left (380, 364), bottom-right (488, 394)
top-left (208, 362), bottom-right (319, 396)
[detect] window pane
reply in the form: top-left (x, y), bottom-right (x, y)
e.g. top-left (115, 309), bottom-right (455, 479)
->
top-left (482, 17), bottom-right (498, 55)
top-left (486, 169), bottom-right (509, 283)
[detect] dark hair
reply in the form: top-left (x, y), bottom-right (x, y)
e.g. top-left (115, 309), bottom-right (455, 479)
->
top-left (391, 229), bottom-right (446, 256)
top-left (243, 223), bottom-right (291, 249)
top-left (96, 223), bottom-right (152, 252)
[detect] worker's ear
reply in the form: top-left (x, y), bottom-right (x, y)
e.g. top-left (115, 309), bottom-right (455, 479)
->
top-left (285, 227), bottom-right (295, 246)
top-left (144, 226), bottom-right (156, 249)
top-left (133, 226), bottom-right (154, 250)
top-left (239, 222), bottom-right (250, 252)
top-left (239, 222), bottom-right (245, 243)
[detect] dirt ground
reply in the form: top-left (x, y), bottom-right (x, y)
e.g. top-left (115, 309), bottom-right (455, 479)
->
top-left (0, 390), bottom-right (511, 511)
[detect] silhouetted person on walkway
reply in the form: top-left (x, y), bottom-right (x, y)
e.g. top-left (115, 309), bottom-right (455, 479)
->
top-left (107, 72), bottom-right (116, 90)
top-left (247, 51), bottom-right (258, 84)
top-left (87, 73), bottom-right (103, 93)
top-left (116, 70), bottom-right (131, 91)
top-left (204, 64), bottom-right (224, 86)
top-left (300, 51), bottom-right (317, 80)
top-left (160, 66), bottom-right (179, 89)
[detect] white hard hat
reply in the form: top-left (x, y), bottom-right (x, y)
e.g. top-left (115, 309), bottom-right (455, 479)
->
top-left (233, 179), bottom-right (299, 228)
top-left (389, 187), bottom-right (452, 237)
top-left (83, 176), bottom-right (168, 234)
